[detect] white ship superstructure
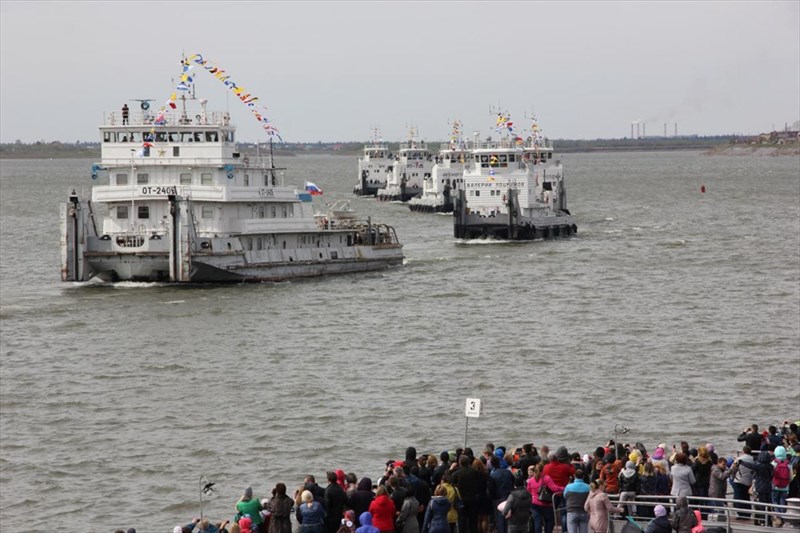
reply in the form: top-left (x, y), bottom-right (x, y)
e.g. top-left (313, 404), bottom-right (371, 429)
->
top-left (377, 127), bottom-right (432, 202)
top-left (409, 121), bottom-right (468, 213)
top-left (354, 128), bottom-right (392, 196)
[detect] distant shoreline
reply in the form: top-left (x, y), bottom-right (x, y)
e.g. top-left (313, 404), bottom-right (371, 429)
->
top-left (2, 137), bottom-right (797, 159)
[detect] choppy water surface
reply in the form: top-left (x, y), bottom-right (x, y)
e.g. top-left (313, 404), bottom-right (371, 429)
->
top-left (1, 151), bottom-right (798, 531)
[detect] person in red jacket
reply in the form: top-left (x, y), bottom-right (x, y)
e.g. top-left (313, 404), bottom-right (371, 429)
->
top-left (543, 447), bottom-right (576, 533)
top-left (368, 485), bottom-right (397, 533)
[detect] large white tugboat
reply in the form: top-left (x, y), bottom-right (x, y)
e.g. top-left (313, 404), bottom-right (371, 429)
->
top-left (377, 127), bottom-right (433, 202)
top-left (61, 57), bottom-right (403, 283)
top-left (353, 128), bottom-right (391, 197)
top-left (453, 114), bottom-right (577, 240)
top-left (409, 120), bottom-right (468, 214)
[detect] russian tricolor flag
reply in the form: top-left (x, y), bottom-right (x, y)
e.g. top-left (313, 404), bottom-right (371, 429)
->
top-left (305, 181), bottom-right (323, 195)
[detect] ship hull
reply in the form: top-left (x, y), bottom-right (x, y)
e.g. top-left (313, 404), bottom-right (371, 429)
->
top-left (82, 247), bottom-right (403, 283)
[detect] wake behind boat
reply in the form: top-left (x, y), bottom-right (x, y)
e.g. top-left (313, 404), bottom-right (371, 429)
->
top-left (454, 113), bottom-right (577, 240)
top-left (61, 54), bottom-right (403, 283)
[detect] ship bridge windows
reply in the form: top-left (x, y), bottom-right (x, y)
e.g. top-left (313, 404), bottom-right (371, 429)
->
top-left (180, 173), bottom-right (192, 184)
top-left (155, 132), bottom-right (167, 142)
top-left (137, 205), bottom-right (150, 219)
top-left (181, 132), bottom-right (194, 142)
top-left (205, 132), bottom-right (219, 142)
top-left (116, 205), bottom-right (129, 219)
top-left (137, 173), bottom-right (149, 185)
top-left (201, 172), bottom-right (213, 185)
top-left (168, 132), bottom-right (179, 142)
top-left (116, 173), bottom-right (128, 185)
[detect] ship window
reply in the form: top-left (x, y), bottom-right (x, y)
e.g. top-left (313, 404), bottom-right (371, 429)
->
top-left (201, 173), bottom-right (212, 185)
top-left (226, 131), bottom-right (234, 142)
top-left (281, 205), bottom-right (288, 218)
top-left (130, 132), bottom-right (142, 143)
top-left (137, 205), bottom-right (149, 219)
top-left (104, 131), bottom-right (115, 143)
top-left (256, 237), bottom-right (263, 250)
top-left (246, 238), bottom-right (253, 251)
top-left (475, 190), bottom-right (480, 197)
top-left (509, 154), bottom-right (516, 162)
top-left (181, 132), bottom-right (194, 142)
top-left (117, 205), bottom-right (128, 219)
top-left (194, 132), bottom-right (203, 142)
top-left (116, 173), bottom-right (128, 185)
top-left (137, 173), bottom-right (149, 184)
top-left (172, 146), bottom-right (179, 157)
top-left (201, 205), bottom-right (214, 218)
top-left (156, 132), bottom-right (167, 142)
top-left (270, 205), bottom-right (276, 218)
top-left (180, 173), bottom-right (192, 184)
top-left (258, 205), bottom-right (265, 218)
top-left (244, 174), bottom-right (250, 186)
top-left (206, 132), bottom-right (218, 142)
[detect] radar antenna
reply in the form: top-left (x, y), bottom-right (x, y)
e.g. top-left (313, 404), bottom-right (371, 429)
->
top-left (132, 99), bottom-right (155, 111)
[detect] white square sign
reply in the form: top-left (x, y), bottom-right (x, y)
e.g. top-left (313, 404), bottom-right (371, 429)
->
top-left (465, 398), bottom-right (482, 418)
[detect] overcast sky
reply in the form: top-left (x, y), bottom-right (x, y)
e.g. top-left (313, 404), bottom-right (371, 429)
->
top-left (1, 1), bottom-right (798, 143)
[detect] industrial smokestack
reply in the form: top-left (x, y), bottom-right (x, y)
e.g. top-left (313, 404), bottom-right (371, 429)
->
top-left (631, 123), bottom-right (634, 139)
top-left (637, 123), bottom-right (640, 138)
top-left (643, 123), bottom-right (646, 138)
top-left (674, 123), bottom-right (677, 137)
top-left (664, 123), bottom-right (667, 138)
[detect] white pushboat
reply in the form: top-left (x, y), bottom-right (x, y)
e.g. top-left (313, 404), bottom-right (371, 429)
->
top-left (61, 69), bottom-right (403, 283)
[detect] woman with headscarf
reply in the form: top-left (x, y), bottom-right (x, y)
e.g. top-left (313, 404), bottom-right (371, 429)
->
top-left (669, 496), bottom-right (697, 533)
top-left (265, 483), bottom-right (293, 533)
top-left (584, 480), bottom-right (622, 533)
top-left (236, 487), bottom-right (264, 532)
top-left (643, 505), bottom-right (670, 533)
top-left (617, 461), bottom-right (639, 517)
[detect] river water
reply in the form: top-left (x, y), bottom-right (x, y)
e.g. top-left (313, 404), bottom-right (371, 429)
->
top-left (1, 151), bottom-right (798, 531)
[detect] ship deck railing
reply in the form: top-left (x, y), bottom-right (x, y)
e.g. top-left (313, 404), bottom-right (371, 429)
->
top-left (104, 110), bottom-right (232, 128)
top-left (471, 137), bottom-right (553, 151)
top-left (98, 155), bottom-right (282, 169)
